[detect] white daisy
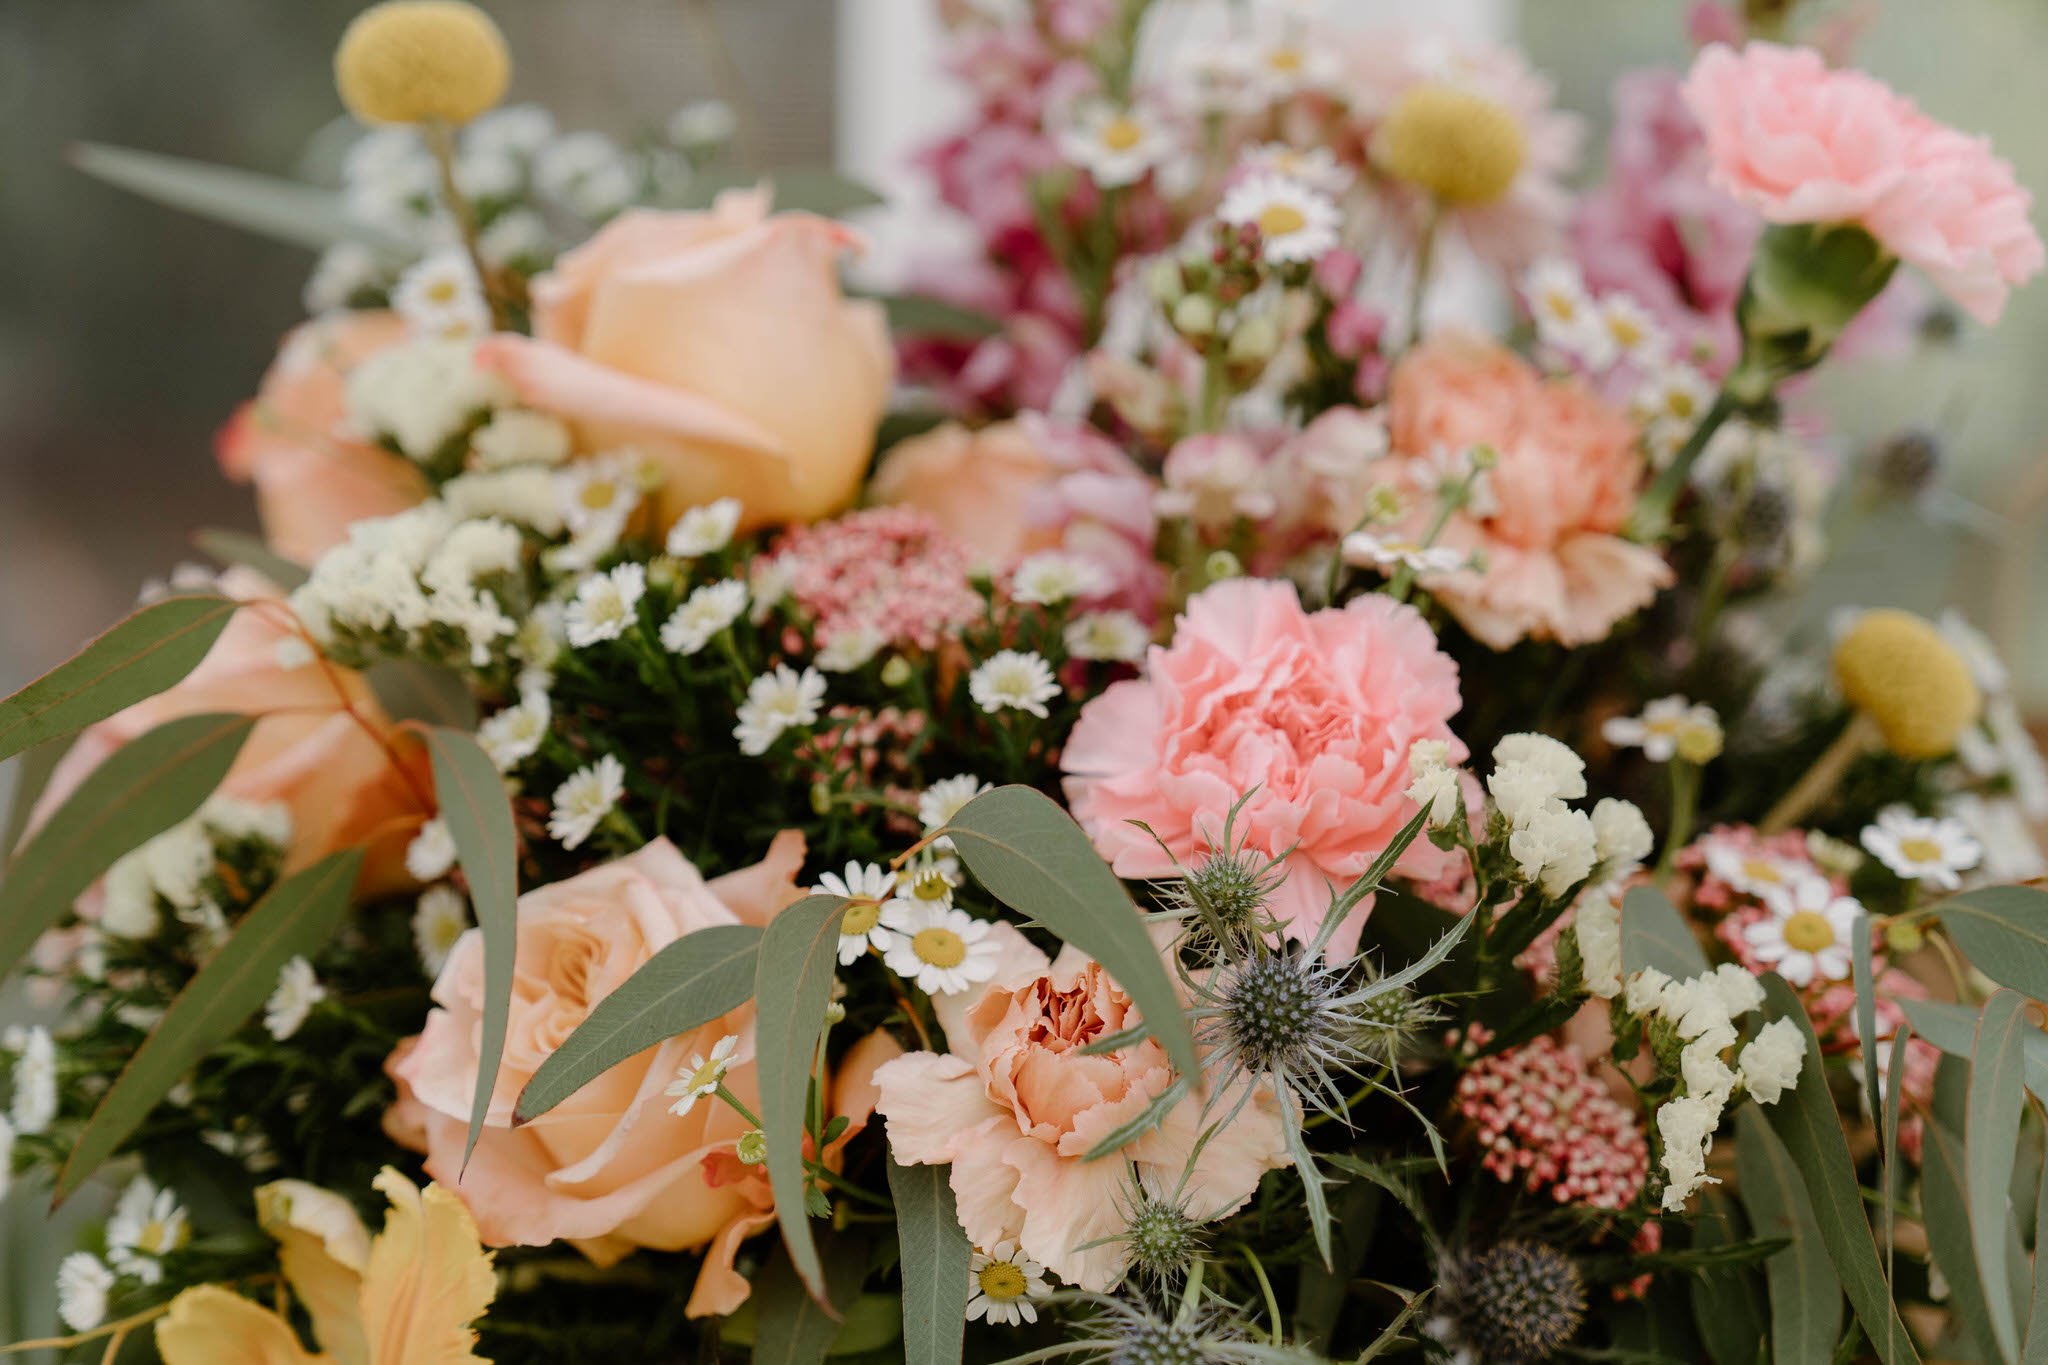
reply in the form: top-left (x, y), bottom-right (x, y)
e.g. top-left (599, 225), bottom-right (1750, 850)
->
top-left (1217, 173), bottom-right (1342, 263)
top-left (880, 901), bottom-right (1003, 997)
top-left (665, 498), bottom-right (743, 557)
top-left (665, 1035), bottom-right (740, 1118)
top-left (565, 563), bottom-right (647, 648)
top-left (10, 1025), bottom-right (57, 1135)
top-left (1244, 31), bottom-right (1341, 99)
top-left (56, 1252), bottom-right (115, 1332)
top-left (734, 665), bottom-right (827, 757)
top-left (816, 625), bottom-right (886, 674)
top-left (1701, 837), bottom-right (1808, 900)
top-left (820, 862), bottom-right (900, 965)
top-left (1064, 610), bottom-right (1149, 663)
top-left (405, 817), bottom-right (457, 882)
top-left (817, 861), bottom-right (896, 904)
top-left (966, 1240), bottom-right (1050, 1326)
top-left (555, 454), bottom-right (643, 541)
top-left (1859, 809), bottom-right (1981, 891)
top-left (477, 692), bottom-right (551, 772)
top-left (968, 650), bottom-right (1060, 719)
top-left (264, 957), bottom-right (327, 1041)
top-left (1599, 294), bottom-right (1668, 368)
top-left (392, 248), bottom-right (490, 341)
top-left (1742, 876), bottom-right (1863, 987)
top-left (413, 884), bottom-right (471, 976)
top-left (549, 754), bottom-right (626, 850)
top-left (1056, 103), bottom-right (1175, 188)
top-left (1340, 530), bottom-right (1467, 576)
top-left (1633, 362), bottom-right (1715, 432)
top-left (1240, 143), bottom-right (1354, 197)
top-left (918, 776), bottom-right (992, 848)
top-left (660, 580), bottom-right (749, 656)
top-left (1010, 551), bottom-right (1110, 607)
top-left (107, 1176), bottom-right (190, 1283)
top-left (1602, 696), bottom-right (1721, 763)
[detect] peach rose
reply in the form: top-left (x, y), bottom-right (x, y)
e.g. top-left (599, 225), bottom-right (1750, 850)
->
top-left (477, 189), bottom-right (894, 533)
top-left (32, 568), bottom-right (432, 893)
top-left (867, 420), bottom-right (1059, 571)
top-left (217, 312), bottom-right (429, 564)
top-left (386, 835), bottom-right (898, 1317)
top-left (1379, 332), bottom-right (1672, 649)
top-left (874, 929), bottom-right (1290, 1290)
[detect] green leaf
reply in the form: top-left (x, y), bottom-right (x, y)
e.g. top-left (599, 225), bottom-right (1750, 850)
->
top-left (751, 1234), bottom-right (870, 1365)
top-left (1881, 1023), bottom-right (1910, 1322)
top-left (757, 893), bottom-right (849, 1304)
top-left (941, 786), bottom-right (1199, 1082)
top-left (1737, 1105), bottom-right (1841, 1364)
top-left (873, 293), bottom-right (1003, 339)
top-left (1755, 975), bottom-right (1921, 1365)
top-left (70, 142), bottom-right (409, 254)
top-left (2024, 1128), bottom-right (2048, 1365)
top-left (1923, 1106), bottom-right (2016, 1364)
top-left (669, 166), bottom-right (886, 217)
top-left (1931, 885), bottom-right (2048, 1000)
top-left (1899, 999), bottom-right (2048, 1102)
top-left (191, 528), bottom-right (309, 592)
top-left (1081, 1075), bottom-right (1192, 1161)
top-left (56, 848), bottom-right (361, 1199)
top-left (1852, 913), bottom-right (1883, 1152)
top-left (1, 713), bottom-right (253, 977)
top-left (1356, 1286), bottom-right (1433, 1362)
top-left (422, 726), bottom-right (519, 1169)
top-left (886, 1158), bottom-right (970, 1365)
top-left (0, 733), bottom-right (76, 860)
top-left (1969, 990), bottom-right (2030, 1363)
top-left (516, 923), bottom-right (763, 1123)
top-left (0, 594), bottom-right (238, 763)
top-left (1621, 883), bottom-right (1711, 979)
top-left (1692, 1189), bottom-right (1771, 1365)
top-left (367, 660), bottom-right (480, 730)
top-left (1286, 1117), bottom-right (1335, 1269)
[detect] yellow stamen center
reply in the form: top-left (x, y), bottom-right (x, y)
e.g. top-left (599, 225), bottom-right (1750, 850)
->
top-left (1783, 911), bottom-right (1835, 954)
top-left (1608, 314), bottom-right (1645, 348)
top-left (978, 1263), bottom-right (1027, 1300)
top-left (1099, 116), bottom-right (1145, 153)
top-left (1666, 391), bottom-right (1697, 419)
top-left (579, 481), bottom-right (619, 510)
top-left (1898, 837), bottom-right (1943, 863)
top-left (1266, 47), bottom-right (1304, 73)
top-left (1257, 203), bottom-right (1308, 238)
top-left (1741, 858), bottom-right (1785, 885)
top-left (913, 927), bottom-right (967, 969)
top-left (841, 900), bottom-right (880, 936)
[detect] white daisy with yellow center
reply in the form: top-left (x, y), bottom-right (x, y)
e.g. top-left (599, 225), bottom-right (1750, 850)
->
top-left (548, 753), bottom-right (626, 850)
top-left (733, 664), bottom-right (826, 757)
top-left (968, 650), bottom-right (1061, 719)
top-left (392, 248), bottom-right (489, 341)
top-left (1702, 841), bottom-right (1807, 901)
top-left (564, 563), bottom-right (647, 648)
top-left (412, 884), bottom-right (471, 976)
top-left (1242, 142), bottom-right (1354, 197)
top-left (880, 901), bottom-right (1002, 997)
top-left (666, 497), bottom-right (743, 558)
top-left (1064, 610), bottom-right (1150, 664)
top-left (1056, 103), bottom-right (1175, 189)
top-left (106, 1176), bottom-right (190, 1284)
top-left (1602, 695), bottom-right (1721, 764)
top-left (665, 1034), bottom-right (740, 1118)
top-left (1340, 530), bottom-right (1467, 577)
top-left (1742, 876), bottom-right (1863, 987)
top-left (965, 1240), bottom-right (1051, 1326)
top-left (818, 862), bottom-right (900, 965)
top-left (1217, 173), bottom-right (1342, 264)
top-left (1522, 258), bottom-right (1609, 366)
top-left (1599, 294), bottom-right (1668, 368)
top-left (555, 452), bottom-right (644, 541)
top-left (1859, 808), bottom-right (1981, 891)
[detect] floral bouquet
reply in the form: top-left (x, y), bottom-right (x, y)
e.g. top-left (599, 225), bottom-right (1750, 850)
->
top-left (6, 0), bottom-right (2048, 1361)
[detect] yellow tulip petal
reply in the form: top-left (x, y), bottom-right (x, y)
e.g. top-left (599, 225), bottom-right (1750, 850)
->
top-left (359, 1168), bottom-right (498, 1365)
top-left (155, 1285), bottom-right (325, 1365)
top-left (258, 1180), bottom-right (375, 1365)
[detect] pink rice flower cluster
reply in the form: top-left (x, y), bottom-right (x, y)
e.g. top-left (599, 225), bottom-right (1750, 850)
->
top-left (1452, 1026), bottom-right (1649, 1210)
top-left (768, 507), bottom-right (985, 653)
top-left (795, 705), bottom-right (929, 834)
top-left (1682, 42), bottom-right (2043, 324)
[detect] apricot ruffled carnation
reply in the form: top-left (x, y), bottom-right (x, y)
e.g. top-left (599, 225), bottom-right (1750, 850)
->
top-left (1682, 41), bottom-right (2043, 323)
top-left (1060, 578), bottom-right (1465, 957)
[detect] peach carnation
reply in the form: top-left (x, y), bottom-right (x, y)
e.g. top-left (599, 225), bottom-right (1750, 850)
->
top-left (873, 929), bottom-right (1289, 1290)
top-left (1683, 42), bottom-right (2042, 323)
top-left (1060, 578), bottom-right (1465, 957)
top-left (1377, 331), bottom-right (1672, 650)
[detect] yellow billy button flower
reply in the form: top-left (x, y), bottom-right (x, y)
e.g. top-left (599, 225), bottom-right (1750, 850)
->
top-left (335, 0), bottom-right (511, 127)
top-left (1374, 84), bottom-right (1526, 206)
top-left (1832, 609), bottom-right (1980, 759)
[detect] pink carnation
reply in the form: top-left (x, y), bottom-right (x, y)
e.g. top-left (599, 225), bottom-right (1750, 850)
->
top-left (1060, 579), bottom-right (1465, 956)
top-left (1682, 42), bottom-right (2043, 323)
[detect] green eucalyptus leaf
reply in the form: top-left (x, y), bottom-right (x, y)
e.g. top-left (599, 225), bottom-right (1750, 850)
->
top-left (71, 142), bottom-right (409, 254)
top-left (192, 528), bottom-right (309, 592)
top-left (757, 893), bottom-right (849, 1304)
top-left (367, 660), bottom-right (480, 730)
top-left (1691, 1189), bottom-right (1771, 1365)
top-left (886, 1157), bottom-right (970, 1365)
top-left (0, 733), bottom-right (76, 860)
top-left (1737, 1105), bottom-right (1841, 1365)
top-left (1924, 1105), bottom-right (2017, 1364)
top-left (1899, 999), bottom-right (2048, 1101)
top-left (2024, 1129), bottom-right (2048, 1364)
top-left (1931, 885), bottom-right (2048, 1000)
top-left (1969, 990), bottom-right (2030, 1363)
top-left (750, 1233), bottom-right (870, 1365)
top-left (1621, 883), bottom-right (1711, 980)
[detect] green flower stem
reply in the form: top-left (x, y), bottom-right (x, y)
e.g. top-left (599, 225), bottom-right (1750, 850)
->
top-left (1653, 760), bottom-right (1700, 885)
top-left (1633, 388), bottom-right (1742, 540)
top-left (1386, 463), bottom-right (1480, 604)
top-left (1237, 1243), bottom-right (1285, 1346)
top-left (1404, 199), bottom-right (1444, 351)
top-left (713, 1082), bottom-right (762, 1130)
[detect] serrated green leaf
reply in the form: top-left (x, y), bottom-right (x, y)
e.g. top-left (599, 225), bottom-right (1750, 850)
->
top-left (0, 733), bottom-right (76, 860)
top-left (517, 923), bottom-right (763, 1123)
top-left (1, 712), bottom-right (253, 977)
top-left (1899, 999), bottom-right (2048, 1101)
top-left (1692, 1189), bottom-right (1771, 1365)
top-left (368, 660), bottom-right (480, 730)
top-left (757, 893), bottom-right (849, 1304)
top-left (1970, 990), bottom-right (2029, 1363)
top-left (422, 726), bottom-right (519, 1169)
top-left (192, 528), bottom-right (309, 592)
top-left (0, 594), bottom-right (238, 763)
top-left (56, 848), bottom-right (361, 1199)
top-left (941, 786), bottom-right (1199, 1082)
top-left (1755, 975), bottom-right (1921, 1364)
top-left (1621, 883), bottom-right (1711, 979)
top-left (1931, 885), bottom-right (2048, 1000)
top-left (71, 142), bottom-right (409, 254)
top-left (886, 1157), bottom-right (969, 1365)
top-left (1737, 1104), bottom-right (1841, 1364)
top-left (1356, 1286), bottom-right (1432, 1362)
top-left (751, 1234), bottom-right (870, 1365)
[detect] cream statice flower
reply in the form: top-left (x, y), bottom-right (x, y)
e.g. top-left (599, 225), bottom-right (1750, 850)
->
top-left (477, 691), bottom-right (550, 771)
top-left (1742, 876), bottom-right (1863, 987)
top-left (1591, 798), bottom-right (1653, 866)
top-left (264, 957), bottom-right (326, 1041)
top-left (816, 625), bottom-right (886, 674)
top-left (1859, 808), bottom-right (1981, 891)
top-left (660, 580), bottom-right (748, 656)
top-left (392, 247), bottom-right (489, 340)
top-left (1602, 696), bottom-right (1722, 763)
top-left (549, 754), bottom-right (626, 849)
top-left (735, 664), bottom-right (827, 756)
top-left (968, 650), bottom-right (1060, 719)
top-left (345, 338), bottom-right (507, 461)
top-left (666, 498), bottom-right (743, 557)
top-left (1575, 894), bottom-right (1624, 998)
top-left (107, 1176), bottom-right (190, 1284)
top-left (404, 817), bottom-right (457, 882)
top-left (1657, 1095), bottom-right (1723, 1211)
top-left (565, 563), bottom-right (647, 647)
top-left (966, 1241), bottom-right (1051, 1326)
top-left (413, 884), bottom-right (471, 976)
top-left (1738, 1017), bottom-right (1807, 1106)
top-left (1011, 551), bottom-right (1109, 606)
top-left (10, 1025), bottom-right (57, 1135)
top-left (1493, 734), bottom-right (1588, 800)
top-left (1057, 102), bottom-right (1174, 187)
top-left (880, 901), bottom-right (1002, 996)
top-left (56, 1252), bottom-right (115, 1332)
top-left (1341, 530), bottom-right (1466, 576)
top-left (1064, 611), bottom-right (1149, 663)
top-left (1218, 172), bottom-right (1342, 263)
top-left (1509, 804), bottom-right (1599, 897)
top-left (1406, 739), bottom-right (1464, 827)
top-left (665, 1035), bottom-right (740, 1118)
top-left (472, 408), bottom-right (572, 468)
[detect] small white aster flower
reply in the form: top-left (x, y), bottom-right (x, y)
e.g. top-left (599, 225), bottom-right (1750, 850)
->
top-left (56, 1252), bottom-right (115, 1332)
top-left (555, 454), bottom-right (643, 540)
top-left (549, 754), bottom-right (626, 850)
top-left (665, 1035), bottom-right (740, 1118)
top-left (1057, 102), bottom-right (1175, 188)
top-left (668, 98), bottom-right (738, 147)
top-left (665, 498), bottom-right (743, 557)
top-left (735, 664), bottom-right (827, 756)
top-left (880, 901), bottom-right (1003, 996)
top-left (565, 563), bottom-right (647, 648)
top-left (1602, 695), bottom-right (1721, 763)
top-left (392, 248), bottom-right (489, 340)
top-left (1010, 551), bottom-right (1109, 606)
top-left (1064, 610), bottom-right (1149, 663)
top-left (1341, 530), bottom-right (1466, 576)
top-left (413, 884), bottom-right (471, 977)
top-left (1633, 362), bottom-right (1715, 432)
top-left (966, 1240), bottom-right (1050, 1326)
top-left (107, 1176), bottom-right (190, 1283)
top-left (816, 625), bottom-right (887, 674)
top-left (660, 580), bottom-right (749, 656)
top-left (264, 957), bottom-right (327, 1040)
top-left (1859, 808), bottom-right (1981, 891)
top-left (968, 650), bottom-right (1060, 719)
top-left (10, 1025), bottom-right (58, 1135)
top-left (405, 817), bottom-right (457, 882)
top-left (1217, 172), bottom-right (1342, 263)
top-left (477, 693), bottom-right (551, 772)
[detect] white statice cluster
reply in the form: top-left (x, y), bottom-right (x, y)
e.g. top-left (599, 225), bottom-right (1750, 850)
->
top-left (1490, 735), bottom-right (1648, 898)
top-left (344, 338), bottom-right (511, 467)
top-left (97, 796), bottom-right (293, 949)
top-left (1620, 962), bottom-right (1802, 1210)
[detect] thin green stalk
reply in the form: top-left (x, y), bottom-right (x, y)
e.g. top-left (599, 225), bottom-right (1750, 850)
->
top-left (1634, 389), bottom-right (1741, 539)
top-left (1404, 200), bottom-right (1443, 350)
top-left (1654, 760), bottom-right (1698, 885)
top-left (1238, 1243), bottom-right (1285, 1345)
